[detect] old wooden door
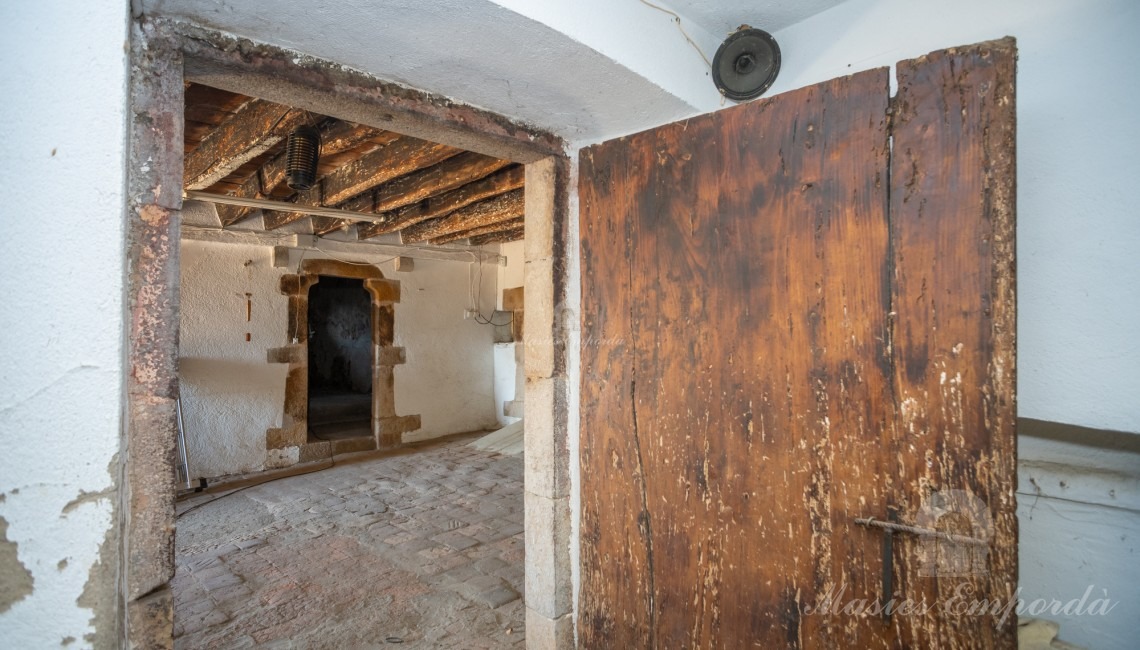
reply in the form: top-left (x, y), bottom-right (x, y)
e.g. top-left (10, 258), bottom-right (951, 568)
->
top-left (579, 39), bottom-right (1017, 648)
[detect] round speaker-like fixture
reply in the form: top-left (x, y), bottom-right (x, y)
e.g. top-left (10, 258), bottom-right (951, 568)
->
top-left (285, 125), bottom-right (321, 192)
top-left (712, 26), bottom-right (781, 102)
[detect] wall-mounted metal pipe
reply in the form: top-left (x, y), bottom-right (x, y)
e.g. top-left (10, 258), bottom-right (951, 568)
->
top-left (184, 190), bottom-right (389, 224)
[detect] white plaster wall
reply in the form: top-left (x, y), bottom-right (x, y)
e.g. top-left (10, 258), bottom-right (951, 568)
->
top-left (670, 0), bottom-right (848, 35)
top-left (179, 240), bottom-right (502, 474)
top-left (1017, 432), bottom-right (1140, 649)
top-left (488, 0), bottom-right (724, 112)
top-left (179, 241), bottom-right (289, 479)
top-left (0, 0), bottom-right (129, 645)
top-left (493, 343), bottom-right (520, 426)
top-left (389, 255), bottom-right (501, 442)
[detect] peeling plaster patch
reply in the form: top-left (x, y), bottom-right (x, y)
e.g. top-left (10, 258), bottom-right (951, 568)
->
top-left (61, 489), bottom-right (115, 516)
top-left (0, 518), bottom-right (34, 613)
top-left (62, 636), bottom-right (75, 646)
top-left (77, 513), bottom-right (118, 650)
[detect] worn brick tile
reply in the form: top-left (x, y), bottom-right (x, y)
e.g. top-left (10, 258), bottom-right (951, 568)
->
top-left (441, 564), bottom-right (481, 585)
top-left (473, 585), bottom-right (520, 609)
top-left (475, 557), bottom-right (509, 574)
top-left (191, 565), bottom-right (230, 582)
top-left (201, 572), bottom-right (244, 592)
top-left (175, 436), bottom-right (526, 648)
top-left (433, 531), bottom-right (480, 551)
top-left (382, 531), bottom-right (418, 546)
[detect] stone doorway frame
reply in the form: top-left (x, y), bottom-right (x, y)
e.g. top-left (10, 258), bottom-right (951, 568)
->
top-left (267, 258), bottom-right (419, 464)
top-left (123, 17), bottom-right (574, 648)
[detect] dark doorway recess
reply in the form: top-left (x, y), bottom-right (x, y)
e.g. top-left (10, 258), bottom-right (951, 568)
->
top-left (308, 275), bottom-right (373, 442)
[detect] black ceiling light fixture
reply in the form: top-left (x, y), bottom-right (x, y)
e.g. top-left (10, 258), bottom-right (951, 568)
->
top-left (712, 25), bottom-right (781, 102)
top-left (285, 124), bottom-right (321, 191)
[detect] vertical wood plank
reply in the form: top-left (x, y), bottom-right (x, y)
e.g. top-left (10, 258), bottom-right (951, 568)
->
top-left (580, 133), bottom-right (656, 645)
top-left (888, 38), bottom-right (1018, 649)
top-left (580, 67), bottom-right (894, 648)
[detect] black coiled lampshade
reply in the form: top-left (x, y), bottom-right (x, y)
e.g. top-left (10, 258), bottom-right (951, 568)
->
top-left (285, 125), bottom-right (321, 191)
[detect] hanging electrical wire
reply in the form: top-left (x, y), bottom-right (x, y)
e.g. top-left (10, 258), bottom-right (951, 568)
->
top-left (466, 250), bottom-right (514, 327)
top-left (638, 0), bottom-right (713, 68)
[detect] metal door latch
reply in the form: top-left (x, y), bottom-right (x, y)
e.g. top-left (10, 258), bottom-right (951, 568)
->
top-left (855, 508), bottom-right (987, 621)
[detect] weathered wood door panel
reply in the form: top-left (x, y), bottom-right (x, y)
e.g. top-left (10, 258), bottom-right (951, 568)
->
top-left (579, 39), bottom-right (1016, 649)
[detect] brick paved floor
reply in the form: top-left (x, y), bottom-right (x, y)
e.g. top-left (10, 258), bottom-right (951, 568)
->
top-left (173, 435), bottom-right (525, 649)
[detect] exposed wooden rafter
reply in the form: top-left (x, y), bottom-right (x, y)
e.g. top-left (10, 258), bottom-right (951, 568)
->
top-left (430, 217), bottom-right (524, 245)
top-left (313, 151), bottom-right (512, 235)
top-left (400, 189), bottom-right (525, 243)
top-left (358, 164), bottom-right (525, 240)
top-left (310, 216), bottom-right (350, 236)
top-left (184, 98), bottom-right (309, 190)
top-left (373, 152), bottom-right (511, 213)
top-left (470, 226), bottom-right (524, 245)
top-left (182, 84), bottom-right (526, 248)
top-left (263, 138), bottom-right (460, 230)
top-left (216, 122), bottom-right (397, 226)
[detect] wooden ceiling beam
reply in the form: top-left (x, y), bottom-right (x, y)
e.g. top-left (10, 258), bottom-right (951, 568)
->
top-left (358, 164), bottom-right (525, 240)
top-left (310, 216), bottom-right (350, 236)
top-left (184, 98), bottom-right (308, 190)
top-left (322, 138), bottom-right (461, 206)
top-left (374, 152), bottom-right (511, 214)
top-left (429, 216), bottom-right (524, 245)
top-left (264, 138), bottom-right (460, 230)
top-left (311, 152), bottom-right (512, 235)
top-left (470, 225), bottom-right (525, 246)
top-left (399, 188), bottom-right (525, 243)
top-left (216, 122), bottom-right (394, 226)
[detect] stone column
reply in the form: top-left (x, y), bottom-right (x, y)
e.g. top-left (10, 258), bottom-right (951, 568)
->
top-left (523, 156), bottom-right (574, 649)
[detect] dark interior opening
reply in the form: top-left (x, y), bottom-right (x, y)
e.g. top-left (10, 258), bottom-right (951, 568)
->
top-left (308, 275), bottom-right (373, 441)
